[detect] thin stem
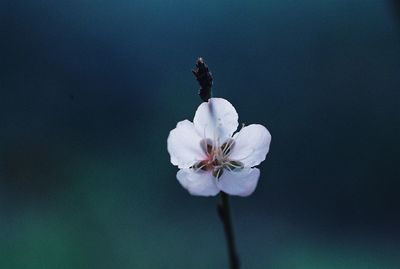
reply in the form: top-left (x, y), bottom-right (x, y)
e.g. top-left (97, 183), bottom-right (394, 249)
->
top-left (217, 192), bottom-right (240, 269)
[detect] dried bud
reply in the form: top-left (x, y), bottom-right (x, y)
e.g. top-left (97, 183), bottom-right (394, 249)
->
top-left (192, 57), bottom-right (213, 102)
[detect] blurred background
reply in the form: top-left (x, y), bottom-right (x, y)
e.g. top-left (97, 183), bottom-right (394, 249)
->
top-left (1, 0), bottom-right (400, 268)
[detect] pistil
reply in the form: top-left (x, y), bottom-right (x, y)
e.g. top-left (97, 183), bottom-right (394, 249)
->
top-left (193, 139), bottom-right (244, 178)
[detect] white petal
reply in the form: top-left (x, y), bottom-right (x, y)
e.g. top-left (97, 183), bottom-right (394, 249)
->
top-left (229, 124), bottom-right (271, 167)
top-left (193, 98), bottom-right (239, 142)
top-left (217, 168), bottom-right (260, 197)
top-left (167, 120), bottom-right (205, 169)
top-left (177, 169), bottom-right (220, 196)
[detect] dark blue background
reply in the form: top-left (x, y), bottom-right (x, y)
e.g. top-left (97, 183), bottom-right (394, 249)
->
top-left (1, 1), bottom-right (399, 268)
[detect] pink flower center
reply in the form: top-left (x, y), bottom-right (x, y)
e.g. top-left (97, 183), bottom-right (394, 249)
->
top-left (192, 138), bottom-right (244, 178)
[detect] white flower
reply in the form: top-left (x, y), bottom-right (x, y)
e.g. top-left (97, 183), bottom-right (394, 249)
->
top-left (167, 98), bottom-right (271, 197)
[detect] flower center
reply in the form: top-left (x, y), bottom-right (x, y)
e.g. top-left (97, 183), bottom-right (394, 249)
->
top-left (192, 138), bottom-right (244, 179)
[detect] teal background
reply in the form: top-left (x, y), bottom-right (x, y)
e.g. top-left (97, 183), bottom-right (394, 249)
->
top-left (1, 0), bottom-right (400, 268)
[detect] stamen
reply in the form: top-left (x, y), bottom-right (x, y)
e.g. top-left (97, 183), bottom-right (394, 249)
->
top-left (224, 160), bottom-right (244, 170)
top-left (212, 168), bottom-right (224, 179)
top-left (223, 123), bottom-right (246, 156)
top-left (212, 126), bottom-right (218, 153)
top-left (191, 160), bottom-right (208, 172)
top-left (225, 165), bottom-right (233, 172)
top-left (200, 139), bottom-right (213, 156)
top-left (222, 139), bottom-right (235, 156)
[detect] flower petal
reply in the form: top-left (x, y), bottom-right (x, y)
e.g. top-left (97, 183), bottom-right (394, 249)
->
top-left (177, 169), bottom-right (220, 196)
top-left (193, 98), bottom-right (239, 142)
top-left (229, 124), bottom-right (271, 167)
top-left (167, 120), bottom-right (205, 169)
top-left (217, 168), bottom-right (260, 197)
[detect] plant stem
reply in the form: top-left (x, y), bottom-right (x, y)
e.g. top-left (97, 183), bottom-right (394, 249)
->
top-left (192, 57), bottom-right (240, 268)
top-left (217, 192), bottom-right (240, 269)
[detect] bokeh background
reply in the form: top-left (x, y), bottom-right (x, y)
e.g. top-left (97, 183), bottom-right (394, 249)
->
top-left (1, 0), bottom-right (400, 268)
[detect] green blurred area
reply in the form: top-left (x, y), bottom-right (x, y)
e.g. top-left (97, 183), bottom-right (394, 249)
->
top-left (1, 0), bottom-right (400, 268)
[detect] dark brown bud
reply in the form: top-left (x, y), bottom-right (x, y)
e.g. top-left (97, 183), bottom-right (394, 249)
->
top-left (192, 57), bottom-right (213, 102)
